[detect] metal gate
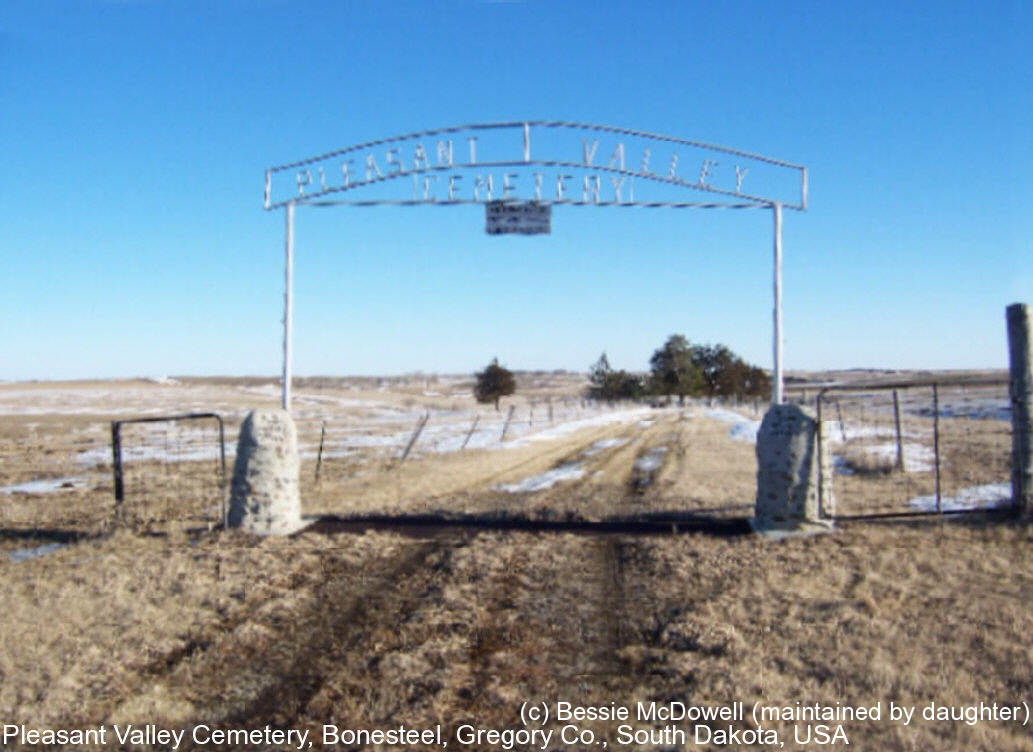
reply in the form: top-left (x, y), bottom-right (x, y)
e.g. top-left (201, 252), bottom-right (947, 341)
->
top-left (813, 379), bottom-right (1013, 519)
top-left (111, 412), bottom-right (227, 529)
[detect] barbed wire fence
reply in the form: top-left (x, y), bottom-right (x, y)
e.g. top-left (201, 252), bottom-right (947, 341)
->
top-left (296, 397), bottom-right (641, 497)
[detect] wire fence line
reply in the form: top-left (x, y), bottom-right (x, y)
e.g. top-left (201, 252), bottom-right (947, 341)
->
top-left (300, 398), bottom-right (642, 487)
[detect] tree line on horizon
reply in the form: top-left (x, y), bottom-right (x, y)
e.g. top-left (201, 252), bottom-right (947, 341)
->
top-left (589, 334), bottom-right (770, 403)
top-left (471, 335), bottom-right (769, 409)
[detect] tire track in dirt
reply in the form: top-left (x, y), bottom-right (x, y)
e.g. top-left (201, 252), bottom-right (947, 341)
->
top-left (223, 541), bottom-right (453, 730)
top-left (452, 532), bottom-right (637, 717)
top-left (502, 414), bottom-right (681, 519)
top-left (100, 537), bottom-right (456, 739)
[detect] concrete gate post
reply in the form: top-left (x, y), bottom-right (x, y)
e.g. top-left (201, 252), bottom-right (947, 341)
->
top-left (754, 403), bottom-right (833, 534)
top-left (227, 408), bottom-right (303, 535)
top-left (1007, 303), bottom-right (1033, 516)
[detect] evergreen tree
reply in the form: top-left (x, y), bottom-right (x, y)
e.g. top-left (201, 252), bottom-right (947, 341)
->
top-left (589, 352), bottom-right (643, 401)
top-left (649, 334), bottom-right (702, 404)
top-left (474, 358), bottom-right (516, 410)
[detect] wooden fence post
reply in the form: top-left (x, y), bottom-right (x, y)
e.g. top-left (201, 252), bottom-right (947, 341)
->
top-left (933, 385), bottom-right (942, 514)
top-left (1008, 303), bottom-right (1033, 514)
top-left (500, 404), bottom-right (516, 441)
top-left (314, 421), bottom-right (326, 481)
top-left (398, 411), bottom-right (430, 464)
top-left (461, 414), bottom-right (479, 450)
top-left (892, 390), bottom-right (906, 472)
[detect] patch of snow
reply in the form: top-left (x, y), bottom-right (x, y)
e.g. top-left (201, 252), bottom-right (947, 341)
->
top-left (1, 476), bottom-right (94, 495)
top-left (633, 446), bottom-right (669, 473)
top-left (7, 543), bottom-right (66, 563)
top-left (914, 401), bottom-right (1010, 422)
top-left (502, 408), bottom-right (654, 448)
top-left (146, 376), bottom-right (178, 385)
top-left (77, 444), bottom-right (230, 466)
top-left (824, 421), bottom-right (928, 444)
top-left (909, 482), bottom-right (1012, 512)
top-left (705, 408), bottom-right (761, 444)
top-left (293, 393), bottom-right (395, 410)
top-left (497, 462), bottom-right (585, 493)
top-left (582, 437), bottom-right (629, 456)
top-left (238, 384), bottom-right (281, 397)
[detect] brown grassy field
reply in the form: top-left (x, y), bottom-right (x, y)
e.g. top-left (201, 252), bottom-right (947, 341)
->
top-left (1, 377), bottom-right (1028, 751)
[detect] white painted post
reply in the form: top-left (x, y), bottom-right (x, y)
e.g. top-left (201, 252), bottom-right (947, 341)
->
top-left (772, 202), bottom-right (784, 405)
top-left (282, 202), bottom-right (295, 411)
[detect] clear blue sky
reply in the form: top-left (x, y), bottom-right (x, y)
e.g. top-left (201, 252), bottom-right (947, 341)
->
top-left (2, 0), bottom-right (1030, 380)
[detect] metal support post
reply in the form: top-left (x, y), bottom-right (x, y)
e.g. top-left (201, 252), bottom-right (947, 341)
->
top-left (283, 202), bottom-right (294, 411)
top-left (1008, 303), bottom-right (1033, 513)
top-left (772, 202), bottom-right (784, 404)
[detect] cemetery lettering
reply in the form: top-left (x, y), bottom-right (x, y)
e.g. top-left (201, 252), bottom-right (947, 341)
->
top-left (292, 133), bottom-right (751, 204)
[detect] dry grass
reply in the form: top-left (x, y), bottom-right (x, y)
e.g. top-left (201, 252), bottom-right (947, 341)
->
top-left (0, 379), bottom-right (1027, 751)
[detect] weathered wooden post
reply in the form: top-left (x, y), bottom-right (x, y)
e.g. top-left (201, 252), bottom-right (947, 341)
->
top-left (461, 414), bottom-right (480, 450)
top-left (1007, 303), bottom-right (1032, 515)
top-left (892, 390), bottom-right (906, 471)
top-left (398, 411), bottom-right (430, 464)
top-left (500, 404), bottom-right (516, 441)
top-left (314, 420), bottom-right (326, 481)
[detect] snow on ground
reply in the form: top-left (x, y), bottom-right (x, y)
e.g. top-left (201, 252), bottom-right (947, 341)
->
top-left (914, 400), bottom-right (1010, 422)
top-left (705, 408), bottom-right (761, 444)
top-left (633, 446), bottom-right (669, 473)
top-left (304, 406), bottom-right (652, 460)
top-left (909, 482), bottom-right (1011, 512)
top-left (7, 543), bottom-right (66, 563)
top-left (1, 476), bottom-right (97, 495)
top-left (582, 438), bottom-right (629, 456)
top-left (77, 444), bottom-right (227, 466)
top-left (497, 462), bottom-right (585, 493)
top-left (833, 443), bottom-right (935, 474)
top-left (501, 407), bottom-right (654, 449)
top-left (824, 422), bottom-right (925, 443)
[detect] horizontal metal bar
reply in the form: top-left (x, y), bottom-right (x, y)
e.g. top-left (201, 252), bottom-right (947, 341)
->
top-left (830, 506), bottom-right (1017, 521)
top-left (292, 199), bottom-right (768, 210)
top-left (112, 411), bottom-right (223, 427)
top-left (267, 120), bottom-right (806, 173)
top-left (805, 375), bottom-right (1009, 394)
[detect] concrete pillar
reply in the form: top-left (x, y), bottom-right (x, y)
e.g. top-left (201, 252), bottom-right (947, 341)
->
top-left (1008, 303), bottom-right (1033, 515)
top-left (754, 404), bottom-right (832, 534)
top-left (227, 408), bottom-right (303, 535)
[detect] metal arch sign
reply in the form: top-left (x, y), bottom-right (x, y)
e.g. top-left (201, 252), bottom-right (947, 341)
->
top-left (264, 121), bottom-right (807, 211)
top-left (262, 121), bottom-right (807, 412)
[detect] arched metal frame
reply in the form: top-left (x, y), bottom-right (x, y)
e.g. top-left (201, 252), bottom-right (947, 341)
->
top-left (264, 121), bottom-right (808, 410)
